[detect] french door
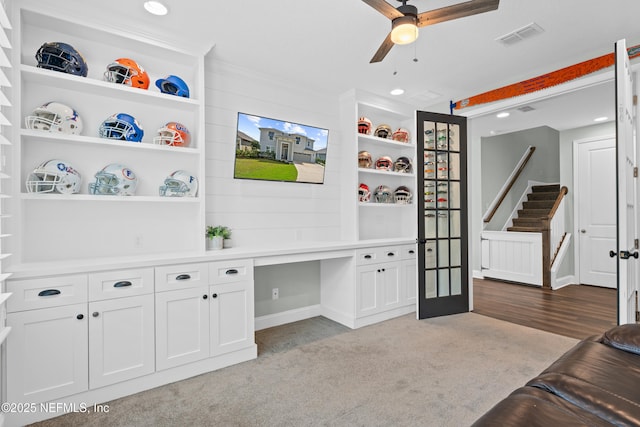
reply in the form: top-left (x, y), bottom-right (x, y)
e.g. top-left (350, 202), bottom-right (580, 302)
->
top-left (417, 111), bottom-right (469, 318)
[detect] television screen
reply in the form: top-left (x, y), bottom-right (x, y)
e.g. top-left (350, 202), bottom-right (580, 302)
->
top-left (234, 112), bottom-right (329, 184)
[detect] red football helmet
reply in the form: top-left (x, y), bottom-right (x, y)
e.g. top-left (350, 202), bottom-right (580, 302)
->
top-left (375, 155), bottom-right (393, 171)
top-left (358, 117), bottom-right (372, 135)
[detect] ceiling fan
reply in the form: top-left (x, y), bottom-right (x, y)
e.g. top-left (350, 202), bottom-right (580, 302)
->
top-left (362, 0), bottom-right (500, 63)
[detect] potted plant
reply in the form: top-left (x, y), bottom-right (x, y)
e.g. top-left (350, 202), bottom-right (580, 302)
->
top-left (205, 225), bottom-right (227, 250)
top-left (221, 226), bottom-right (233, 248)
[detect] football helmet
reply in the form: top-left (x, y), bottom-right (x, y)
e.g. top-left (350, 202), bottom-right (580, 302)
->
top-left (394, 156), bottom-right (413, 173)
top-left (357, 117), bottom-right (372, 135)
top-left (153, 122), bottom-right (191, 147)
top-left (36, 42), bottom-right (88, 77)
top-left (25, 102), bottom-right (83, 135)
top-left (88, 163), bottom-right (138, 196)
top-left (358, 151), bottom-right (372, 168)
top-left (155, 75), bottom-right (190, 98)
top-left (394, 186), bottom-right (413, 205)
top-left (159, 170), bottom-right (198, 197)
top-left (373, 185), bottom-right (393, 203)
top-left (358, 183), bottom-right (371, 202)
top-left (99, 113), bottom-right (144, 142)
top-left (26, 159), bottom-right (81, 194)
top-left (392, 128), bottom-right (410, 143)
top-left (374, 124), bottom-right (391, 139)
top-left (104, 58), bottom-right (150, 89)
top-left (375, 156), bottom-right (393, 171)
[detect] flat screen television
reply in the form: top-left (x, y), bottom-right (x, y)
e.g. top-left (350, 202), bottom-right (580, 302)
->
top-left (234, 112), bottom-right (329, 184)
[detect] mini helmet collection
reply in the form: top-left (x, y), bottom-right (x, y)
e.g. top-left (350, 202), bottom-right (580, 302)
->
top-left (358, 151), bottom-right (372, 168)
top-left (154, 122), bottom-right (191, 147)
top-left (36, 42), bottom-right (88, 77)
top-left (104, 58), bottom-right (150, 89)
top-left (358, 183), bottom-right (371, 203)
top-left (88, 163), bottom-right (138, 196)
top-left (375, 156), bottom-right (393, 171)
top-left (155, 75), bottom-right (190, 98)
top-left (374, 124), bottom-right (391, 139)
top-left (159, 170), bottom-right (198, 197)
top-left (99, 113), bottom-right (144, 142)
top-left (26, 159), bottom-right (82, 194)
top-left (357, 117), bottom-right (372, 135)
top-left (25, 102), bottom-right (83, 135)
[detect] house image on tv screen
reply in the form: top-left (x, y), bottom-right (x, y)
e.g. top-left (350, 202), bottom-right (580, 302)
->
top-left (259, 127), bottom-right (318, 163)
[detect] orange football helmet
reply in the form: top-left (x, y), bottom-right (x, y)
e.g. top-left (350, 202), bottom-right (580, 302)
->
top-left (153, 122), bottom-right (191, 147)
top-left (104, 58), bottom-right (150, 89)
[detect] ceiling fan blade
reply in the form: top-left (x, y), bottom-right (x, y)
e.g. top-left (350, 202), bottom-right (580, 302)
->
top-left (417, 0), bottom-right (499, 27)
top-left (370, 33), bottom-right (395, 63)
top-left (362, 0), bottom-right (404, 20)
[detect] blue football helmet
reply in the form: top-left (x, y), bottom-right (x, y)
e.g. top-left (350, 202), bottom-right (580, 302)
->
top-left (155, 75), bottom-right (190, 98)
top-left (98, 113), bottom-right (144, 142)
top-left (36, 42), bottom-right (88, 77)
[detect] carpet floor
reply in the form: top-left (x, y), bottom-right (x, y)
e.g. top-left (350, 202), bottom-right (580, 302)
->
top-left (31, 313), bottom-right (578, 427)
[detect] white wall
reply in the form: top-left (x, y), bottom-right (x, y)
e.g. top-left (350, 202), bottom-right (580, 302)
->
top-left (204, 58), bottom-right (343, 248)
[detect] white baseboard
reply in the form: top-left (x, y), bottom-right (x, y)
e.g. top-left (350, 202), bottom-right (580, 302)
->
top-left (255, 305), bottom-right (322, 331)
top-left (473, 270), bottom-right (484, 279)
top-left (552, 275), bottom-right (575, 290)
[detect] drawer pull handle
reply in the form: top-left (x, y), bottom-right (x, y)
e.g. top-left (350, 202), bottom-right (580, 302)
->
top-left (225, 269), bottom-right (238, 275)
top-left (38, 289), bottom-right (61, 297)
top-left (175, 274), bottom-right (191, 281)
top-left (92, 312), bottom-right (99, 317)
top-left (203, 294), bottom-right (208, 300)
top-left (387, 252), bottom-right (395, 257)
top-left (364, 255), bottom-right (372, 259)
top-left (114, 281), bottom-right (132, 288)
top-left (76, 314), bottom-right (84, 320)
top-left (211, 293), bottom-right (218, 298)
top-left (408, 250), bottom-right (415, 254)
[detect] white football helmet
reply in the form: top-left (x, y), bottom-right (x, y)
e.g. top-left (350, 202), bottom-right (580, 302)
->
top-left (25, 102), bottom-right (83, 135)
top-left (374, 185), bottom-right (393, 203)
top-left (88, 163), bottom-right (137, 196)
top-left (26, 159), bottom-right (82, 194)
top-left (153, 122), bottom-right (191, 147)
top-left (159, 170), bottom-right (198, 197)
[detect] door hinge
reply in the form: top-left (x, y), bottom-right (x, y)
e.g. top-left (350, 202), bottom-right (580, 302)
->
top-left (634, 95), bottom-right (638, 106)
top-left (635, 238), bottom-right (639, 250)
top-left (635, 166), bottom-right (639, 178)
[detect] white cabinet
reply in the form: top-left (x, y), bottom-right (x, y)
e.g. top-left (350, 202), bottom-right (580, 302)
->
top-left (401, 245), bottom-right (417, 306)
top-left (8, 3), bottom-right (206, 268)
top-left (340, 89), bottom-right (417, 241)
top-left (355, 247), bottom-right (403, 317)
top-left (7, 303), bottom-right (88, 404)
top-left (155, 260), bottom-right (255, 370)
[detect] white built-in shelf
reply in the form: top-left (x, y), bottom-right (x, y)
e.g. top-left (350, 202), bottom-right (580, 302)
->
top-left (358, 133), bottom-right (416, 149)
top-left (358, 168), bottom-right (415, 178)
top-left (0, 326), bottom-right (12, 346)
top-left (359, 202), bottom-right (414, 208)
top-left (21, 129), bottom-right (201, 155)
top-left (0, 292), bottom-right (10, 306)
top-left (0, 171), bottom-right (10, 179)
top-left (0, 272), bottom-right (12, 282)
top-left (21, 65), bottom-right (202, 109)
top-left (20, 193), bottom-right (201, 203)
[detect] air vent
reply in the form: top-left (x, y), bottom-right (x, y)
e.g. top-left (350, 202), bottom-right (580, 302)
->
top-left (496, 23), bottom-right (544, 46)
top-left (517, 105), bottom-right (535, 113)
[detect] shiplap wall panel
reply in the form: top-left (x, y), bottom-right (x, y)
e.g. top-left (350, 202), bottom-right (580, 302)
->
top-left (205, 59), bottom-right (342, 247)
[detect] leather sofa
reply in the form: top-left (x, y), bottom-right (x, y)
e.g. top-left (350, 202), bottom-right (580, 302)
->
top-left (472, 324), bottom-right (640, 426)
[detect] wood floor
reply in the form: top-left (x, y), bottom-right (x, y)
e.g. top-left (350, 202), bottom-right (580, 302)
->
top-left (472, 278), bottom-right (618, 340)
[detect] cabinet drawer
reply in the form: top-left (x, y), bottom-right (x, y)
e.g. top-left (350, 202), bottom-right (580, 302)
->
top-left (89, 268), bottom-right (154, 301)
top-left (209, 259), bottom-right (253, 284)
top-left (356, 247), bottom-right (400, 266)
top-left (7, 275), bottom-right (88, 312)
top-left (400, 244), bottom-right (417, 260)
top-left (155, 263), bottom-right (209, 292)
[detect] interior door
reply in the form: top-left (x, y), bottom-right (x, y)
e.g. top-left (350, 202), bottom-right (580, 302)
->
top-left (577, 137), bottom-right (617, 288)
top-left (417, 111), bottom-right (469, 318)
top-left (615, 39), bottom-right (638, 325)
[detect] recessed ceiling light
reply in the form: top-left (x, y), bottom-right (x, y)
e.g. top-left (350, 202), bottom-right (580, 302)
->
top-left (594, 116), bottom-right (608, 122)
top-left (144, 1), bottom-right (168, 16)
top-left (496, 112), bottom-right (510, 118)
top-left (390, 88), bottom-right (404, 96)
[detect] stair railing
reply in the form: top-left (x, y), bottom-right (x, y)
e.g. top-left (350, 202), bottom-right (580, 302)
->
top-left (540, 186), bottom-right (568, 287)
top-left (483, 145), bottom-right (536, 224)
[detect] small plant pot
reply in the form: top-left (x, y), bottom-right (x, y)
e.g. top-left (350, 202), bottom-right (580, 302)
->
top-left (207, 236), bottom-right (223, 250)
top-left (223, 238), bottom-right (233, 249)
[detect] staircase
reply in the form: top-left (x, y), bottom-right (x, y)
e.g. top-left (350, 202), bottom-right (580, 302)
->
top-left (507, 184), bottom-right (561, 232)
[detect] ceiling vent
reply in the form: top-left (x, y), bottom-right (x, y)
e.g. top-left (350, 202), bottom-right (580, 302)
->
top-left (496, 23), bottom-right (544, 46)
top-left (517, 105), bottom-right (536, 113)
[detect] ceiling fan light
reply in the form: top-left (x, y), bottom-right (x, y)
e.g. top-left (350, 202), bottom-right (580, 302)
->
top-left (391, 16), bottom-right (419, 45)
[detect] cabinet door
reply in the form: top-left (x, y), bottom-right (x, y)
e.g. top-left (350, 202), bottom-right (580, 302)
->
top-left (379, 262), bottom-right (402, 311)
top-left (210, 281), bottom-right (254, 356)
top-left (156, 287), bottom-right (210, 370)
top-left (402, 259), bottom-right (417, 306)
top-left (7, 304), bottom-right (88, 403)
top-left (355, 265), bottom-right (380, 317)
top-left (88, 295), bottom-right (155, 389)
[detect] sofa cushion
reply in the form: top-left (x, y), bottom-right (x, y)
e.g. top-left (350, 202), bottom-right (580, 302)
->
top-left (527, 340), bottom-right (640, 426)
top-left (471, 386), bottom-right (613, 427)
top-left (601, 324), bottom-right (640, 355)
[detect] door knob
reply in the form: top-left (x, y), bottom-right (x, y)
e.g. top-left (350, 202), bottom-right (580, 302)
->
top-left (610, 250), bottom-right (617, 258)
top-left (620, 250), bottom-right (640, 259)
top-left (580, 229), bottom-right (586, 233)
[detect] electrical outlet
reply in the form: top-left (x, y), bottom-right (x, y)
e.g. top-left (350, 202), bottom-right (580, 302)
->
top-left (272, 288), bottom-right (279, 300)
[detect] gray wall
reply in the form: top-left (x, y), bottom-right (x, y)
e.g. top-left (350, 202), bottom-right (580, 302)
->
top-left (254, 261), bottom-right (321, 317)
top-left (481, 126), bottom-right (560, 231)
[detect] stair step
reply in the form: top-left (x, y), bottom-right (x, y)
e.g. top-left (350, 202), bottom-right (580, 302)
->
top-left (517, 209), bottom-right (549, 218)
top-left (512, 218), bottom-right (544, 227)
top-left (527, 191), bottom-right (560, 201)
top-left (523, 200), bottom-right (555, 210)
top-left (532, 184), bottom-right (560, 193)
top-left (507, 226), bottom-right (544, 232)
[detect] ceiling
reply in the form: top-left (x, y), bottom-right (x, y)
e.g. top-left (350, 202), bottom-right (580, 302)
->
top-left (32, 0), bottom-right (640, 137)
